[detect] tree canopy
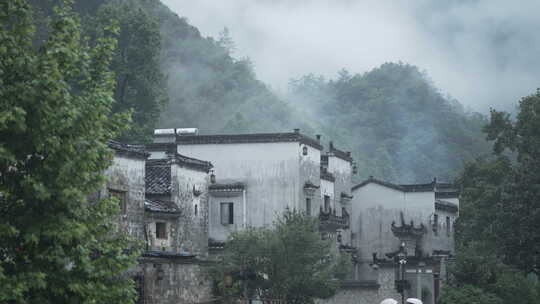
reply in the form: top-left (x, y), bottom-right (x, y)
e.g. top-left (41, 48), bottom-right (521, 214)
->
top-left (440, 89), bottom-right (540, 304)
top-left (0, 1), bottom-right (139, 302)
top-left (210, 209), bottom-right (349, 304)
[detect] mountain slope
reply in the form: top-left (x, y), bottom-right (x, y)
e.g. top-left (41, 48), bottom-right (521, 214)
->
top-left (31, 0), bottom-right (490, 182)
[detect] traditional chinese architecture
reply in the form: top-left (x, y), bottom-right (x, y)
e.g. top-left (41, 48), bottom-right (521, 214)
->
top-left (103, 128), bottom-right (458, 304)
top-left (105, 141), bottom-right (215, 304)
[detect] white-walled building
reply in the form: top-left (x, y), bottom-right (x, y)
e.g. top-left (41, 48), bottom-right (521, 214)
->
top-left (344, 177), bottom-right (459, 304)
top-left (148, 129), bottom-right (355, 252)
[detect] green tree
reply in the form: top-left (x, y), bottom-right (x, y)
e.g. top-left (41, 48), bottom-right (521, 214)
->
top-left (0, 1), bottom-right (139, 303)
top-left (457, 90), bottom-right (540, 275)
top-left (442, 89), bottom-right (540, 304)
top-left (211, 209), bottom-right (347, 304)
top-left (439, 285), bottom-right (502, 304)
top-left (91, 1), bottom-right (167, 143)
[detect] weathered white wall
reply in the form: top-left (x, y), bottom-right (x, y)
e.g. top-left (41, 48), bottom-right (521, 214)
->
top-left (105, 155), bottom-right (146, 240)
top-left (208, 195), bottom-right (244, 242)
top-left (171, 164), bottom-right (210, 256)
top-left (320, 179), bottom-right (335, 209)
top-left (351, 183), bottom-right (435, 260)
top-left (178, 142), bottom-right (303, 239)
top-left (299, 144), bottom-right (322, 215)
top-left (351, 182), bottom-right (457, 261)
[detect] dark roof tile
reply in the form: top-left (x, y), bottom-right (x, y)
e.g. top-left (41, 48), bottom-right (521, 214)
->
top-left (145, 164), bottom-right (171, 194)
top-left (108, 140), bottom-right (149, 159)
top-left (175, 132), bottom-right (323, 150)
top-left (145, 198), bottom-right (180, 214)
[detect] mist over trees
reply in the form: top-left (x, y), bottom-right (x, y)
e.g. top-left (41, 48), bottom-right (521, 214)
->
top-left (27, 0), bottom-right (490, 183)
top-left (438, 90), bottom-right (540, 304)
top-left (288, 64), bottom-right (491, 183)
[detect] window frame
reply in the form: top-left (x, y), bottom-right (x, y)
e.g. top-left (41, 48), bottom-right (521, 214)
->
top-left (220, 202), bottom-right (234, 225)
top-left (109, 189), bottom-right (127, 214)
top-left (155, 222), bottom-right (167, 239)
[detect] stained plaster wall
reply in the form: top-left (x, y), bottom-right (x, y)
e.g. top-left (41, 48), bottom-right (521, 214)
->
top-left (145, 213), bottom-right (179, 251)
top-left (105, 154), bottom-right (146, 241)
top-left (209, 194), bottom-right (244, 242)
top-left (351, 183), bottom-right (446, 262)
top-left (178, 142), bottom-right (304, 237)
top-left (171, 164), bottom-right (210, 256)
top-left (430, 208), bottom-right (457, 253)
top-left (320, 179), bottom-right (335, 210)
top-left (139, 258), bottom-right (212, 304)
top-left (327, 155), bottom-right (353, 245)
top-left (299, 144), bottom-right (322, 217)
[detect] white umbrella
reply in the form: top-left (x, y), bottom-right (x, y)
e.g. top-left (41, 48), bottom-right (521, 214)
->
top-left (406, 298), bottom-right (423, 304)
top-left (380, 299), bottom-right (398, 304)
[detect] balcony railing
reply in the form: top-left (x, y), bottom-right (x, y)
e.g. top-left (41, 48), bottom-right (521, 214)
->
top-left (319, 206), bottom-right (349, 230)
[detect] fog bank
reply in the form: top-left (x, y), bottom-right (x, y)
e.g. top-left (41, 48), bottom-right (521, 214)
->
top-left (162, 0), bottom-right (540, 112)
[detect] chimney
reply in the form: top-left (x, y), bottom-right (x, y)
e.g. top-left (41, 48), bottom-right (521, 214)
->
top-left (293, 128), bottom-right (300, 134)
top-left (316, 134), bottom-right (321, 142)
top-left (346, 151), bottom-right (351, 157)
top-left (329, 141), bottom-right (334, 150)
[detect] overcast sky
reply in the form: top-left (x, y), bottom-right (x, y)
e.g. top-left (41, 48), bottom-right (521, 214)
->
top-left (162, 0), bottom-right (540, 112)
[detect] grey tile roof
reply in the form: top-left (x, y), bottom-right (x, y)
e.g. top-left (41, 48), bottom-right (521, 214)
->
top-left (108, 140), bottom-right (149, 159)
top-left (145, 164), bottom-right (171, 194)
top-left (174, 131), bottom-right (323, 150)
top-left (145, 198), bottom-right (180, 214)
top-left (353, 176), bottom-right (459, 195)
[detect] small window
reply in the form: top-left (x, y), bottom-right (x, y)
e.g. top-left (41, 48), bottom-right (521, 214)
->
top-left (220, 202), bottom-right (234, 225)
top-left (446, 216), bottom-right (451, 236)
top-left (194, 204), bottom-right (198, 216)
top-left (109, 189), bottom-right (127, 214)
top-left (306, 198), bottom-right (311, 216)
top-left (433, 214), bottom-right (439, 236)
top-left (155, 222), bottom-right (167, 239)
top-left (324, 195), bottom-right (330, 212)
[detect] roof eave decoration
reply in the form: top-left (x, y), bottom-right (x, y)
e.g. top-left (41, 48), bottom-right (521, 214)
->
top-left (340, 192), bottom-right (353, 200)
top-left (435, 191), bottom-right (460, 199)
top-left (144, 199), bottom-right (181, 215)
top-left (320, 170), bottom-right (336, 182)
top-left (435, 200), bottom-right (459, 213)
top-left (108, 140), bottom-right (150, 159)
top-left (328, 148), bottom-right (353, 163)
top-left (173, 153), bottom-right (213, 172)
top-left (174, 132), bottom-right (323, 150)
top-left (391, 212), bottom-right (426, 239)
top-left (353, 176), bottom-right (458, 194)
top-left (209, 182), bottom-right (245, 197)
top-left (142, 250), bottom-right (196, 259)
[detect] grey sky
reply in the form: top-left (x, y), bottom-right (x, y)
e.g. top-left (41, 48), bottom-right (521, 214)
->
top-left (162, 0), bottom-right (540, 112)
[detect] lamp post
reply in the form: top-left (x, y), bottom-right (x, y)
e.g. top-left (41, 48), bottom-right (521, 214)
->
top-left (395, 242), bottom-right (408, 304)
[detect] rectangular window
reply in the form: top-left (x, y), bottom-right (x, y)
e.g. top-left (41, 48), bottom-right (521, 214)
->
top-left (433, 214), bottom-right (439, 236)
top-left (220, 202), bottom-right (234, 225)
top-left (306, 198), bottom-right (311, 216)
top-left (324, 195), bottom-right (330, 212)
top-left (109, 189), bottom-right (127, 214)
top-left (446, 216), bottom-right (451, 236)
top-left (155, 222), bottom-right (167, 239)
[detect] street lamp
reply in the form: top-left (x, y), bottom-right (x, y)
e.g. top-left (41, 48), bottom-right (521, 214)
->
top-left (395, 242), bottom-right (408, 304)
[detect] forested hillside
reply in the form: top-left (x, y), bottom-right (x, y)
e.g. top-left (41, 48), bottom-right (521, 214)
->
top-left (288, 64), bottom-right (491, 182)
top-left (31, 0), bottom-right (490, 183)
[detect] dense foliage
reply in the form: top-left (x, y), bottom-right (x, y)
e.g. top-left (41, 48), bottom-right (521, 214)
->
top-left (210, 210), bottom-right (349, 304)
top-left (0, 1), bottom-right (139, 302)
top-left (440, 90), bottom-right (540, 304)
top-left (28, 0), bottom-right (490, 182)
top-left (289, 64), bottom-right (490, 183)
top-left (30, 0), bottom-right (167, 143)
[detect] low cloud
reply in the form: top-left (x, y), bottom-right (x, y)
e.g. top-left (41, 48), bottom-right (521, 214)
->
top-left (162, 0), bottom-right (540, 112)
